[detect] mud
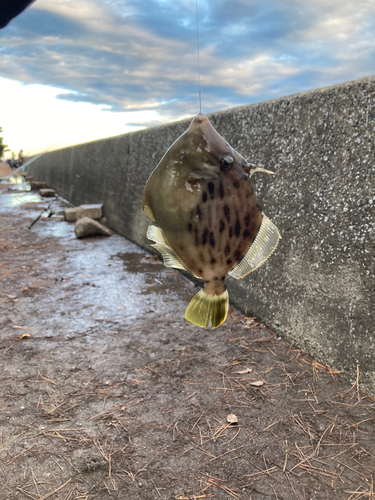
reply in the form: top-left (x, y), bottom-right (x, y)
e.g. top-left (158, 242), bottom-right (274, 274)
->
top-left (0, 176), bottom-right (374, 500)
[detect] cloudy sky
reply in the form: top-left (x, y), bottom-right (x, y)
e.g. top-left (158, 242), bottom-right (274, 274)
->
top-left (1, 0), bottom-right (374, 157)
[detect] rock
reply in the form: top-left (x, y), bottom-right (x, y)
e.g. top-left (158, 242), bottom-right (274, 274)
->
top-left (64, 204), bottom-right (103, 222)
top-left (74, 217), bottom-right (111, 238)
top-left (76, 204), bottom-right (103, 220)
top-left (39, 188), bottom-right (56, 197)
top-left (99, 217), bottom-right (108, 226)
top-left (30, 181), bottom-right (49, 189)
top-left (64, 207), bottom-right (78, 222)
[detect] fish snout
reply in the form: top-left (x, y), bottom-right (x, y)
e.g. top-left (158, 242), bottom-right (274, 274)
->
top-left (241, 159), bottom-right (251, 174)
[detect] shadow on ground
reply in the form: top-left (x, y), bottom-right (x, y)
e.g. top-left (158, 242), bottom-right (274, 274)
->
top-left (0, 177), bottom-right (374, 500)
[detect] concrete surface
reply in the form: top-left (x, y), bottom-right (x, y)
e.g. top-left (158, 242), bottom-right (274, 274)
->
top-left (28, 76), bottom-right (375, 394)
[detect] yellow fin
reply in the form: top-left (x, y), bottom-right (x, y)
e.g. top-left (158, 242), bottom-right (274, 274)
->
top-left (185, 289), bottom-right (229, 329)
top-left (229, 214), bottom-right (281, 279)
top-left (147, 225), bottom-right (168, 245)
top-left (147, 225), bottom-right (187, 271)
top-left (151, 243), bottom-right (187, 270)
top-left (143, 203), bottom-right (156, 222)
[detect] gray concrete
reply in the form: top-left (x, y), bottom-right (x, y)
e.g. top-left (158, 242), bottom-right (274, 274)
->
top-left (28, 76), bottom-right (375, 394)
top-left (63, 204), bottom-right (103, 222)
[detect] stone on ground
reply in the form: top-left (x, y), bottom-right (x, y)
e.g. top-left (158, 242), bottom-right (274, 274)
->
top-left (64, 204), bottom-right (103, 222)
top-left (74, 216), bottom-right (111, 238)
top-left (31, 181), bottom-right (49, 189)
top-left (39, 188), bottom-right (55, 197)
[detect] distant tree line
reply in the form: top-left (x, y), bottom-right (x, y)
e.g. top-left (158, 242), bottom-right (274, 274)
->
top-left (0, 127), bottom-right (9, 158)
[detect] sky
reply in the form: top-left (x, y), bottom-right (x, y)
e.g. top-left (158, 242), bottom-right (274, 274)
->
top-left (0, 0), bottom-right (375, 158)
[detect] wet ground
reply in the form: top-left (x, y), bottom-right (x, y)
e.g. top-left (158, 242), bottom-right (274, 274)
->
top-left (0, 175), bottom-right (374, 500)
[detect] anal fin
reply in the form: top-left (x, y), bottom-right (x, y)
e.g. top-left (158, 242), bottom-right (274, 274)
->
top-left (147, 225), bottom-right (168, 245)
top-left (229, 214), bottom-right (281, 279)
top-left (147, 225), bottom-right (187, 271)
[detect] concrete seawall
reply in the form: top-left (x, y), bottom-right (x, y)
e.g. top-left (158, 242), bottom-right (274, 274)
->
top-left (29, 76), bottom-right (375, 394)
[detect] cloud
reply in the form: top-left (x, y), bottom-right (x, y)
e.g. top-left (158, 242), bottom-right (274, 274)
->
top-left (0, 0), bottom-right (374, 127)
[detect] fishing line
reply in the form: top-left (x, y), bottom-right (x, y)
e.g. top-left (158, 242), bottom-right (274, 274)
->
top-left (196, 0), bottom-right (202, 113)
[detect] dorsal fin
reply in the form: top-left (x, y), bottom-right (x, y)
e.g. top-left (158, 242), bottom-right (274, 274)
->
top-left (147, 225), bottom-right (187, 271)
top-left (229, 214), bottom-right (281, 279)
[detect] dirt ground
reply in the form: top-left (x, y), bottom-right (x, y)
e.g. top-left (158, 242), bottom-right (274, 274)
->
top-left (0, 163), bottom-right (13, 178)
top-left (0, 175), bottom-right (374, 500)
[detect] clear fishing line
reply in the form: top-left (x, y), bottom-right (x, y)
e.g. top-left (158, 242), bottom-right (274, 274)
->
top-left (196, 0), bottom-right (202, 113)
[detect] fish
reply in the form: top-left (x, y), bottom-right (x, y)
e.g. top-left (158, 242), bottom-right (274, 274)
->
top-left (142, 113), bottom-right (280, 328)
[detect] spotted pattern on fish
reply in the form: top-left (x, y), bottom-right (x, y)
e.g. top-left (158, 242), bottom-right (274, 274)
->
top-left (234, 218), bottom-right (241, 237)
top-left (142, 113), bottom-right (263, 299)
top-left (223, 205), bottom-right (230, 223)
top-left (209, 232), bottom-right (215, 248)
top-left (194, 227), bottom-right (199, 246)
top-left (244, 213), bottom-right (251, 227)
top-left (202, 228), bottom-right (209, 245)
top-left (219, 182), bottom-right (224, 199)
top-left (182, 180), bottom-right (261, 284)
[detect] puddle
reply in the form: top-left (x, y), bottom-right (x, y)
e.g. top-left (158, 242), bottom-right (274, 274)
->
top-left (0, 175), bottom-right (25, 184)
top-left (5, 185), bottom-right (31, 192)
top-left (0, 186), bottom-right (196, 332)
top-left (0, 192), bottom-right (42, 209)
top-left (114, 251), bottom-right (195, 294)
top-left (44, 245), bottom-right (196, 329)
top-left (114, 251), bottom-right (162, 273)
top-left (32, 219), bottom-right (74, 238)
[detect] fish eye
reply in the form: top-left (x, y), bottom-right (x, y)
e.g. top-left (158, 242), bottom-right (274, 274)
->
top-left (221, 155), bottom-right (233, 170)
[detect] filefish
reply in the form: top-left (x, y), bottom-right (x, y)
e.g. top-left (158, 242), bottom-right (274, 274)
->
top-left (142, 113), bottom-right (280, 328)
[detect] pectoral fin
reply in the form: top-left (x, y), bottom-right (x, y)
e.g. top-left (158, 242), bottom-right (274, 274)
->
top-left (229, 214), bottom-right (281, 279)
top-left (188, 170), bottom-right (218, 180)
top-left (147, 225), bottom-right (187, 271)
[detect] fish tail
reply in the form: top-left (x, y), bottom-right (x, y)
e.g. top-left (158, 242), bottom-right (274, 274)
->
top-left (185, 288), bottom-right (229, 329)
